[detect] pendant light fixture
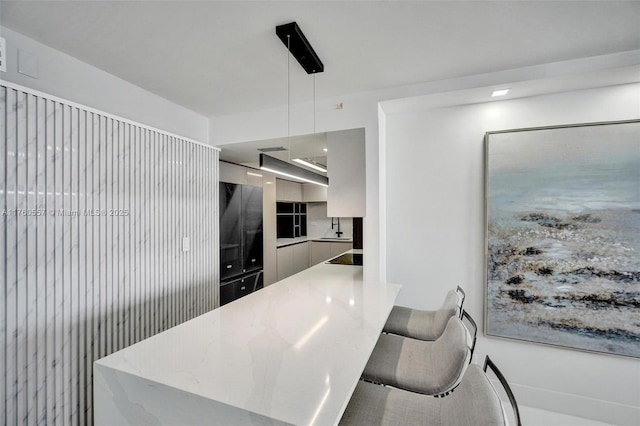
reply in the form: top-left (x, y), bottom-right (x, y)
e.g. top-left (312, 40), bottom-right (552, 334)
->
top-left (260, 22), bottom-right (328, 187)
top-left (260, 154), bottom-right (328, 187)
top-left (275, 22), bottom-right (324, 75)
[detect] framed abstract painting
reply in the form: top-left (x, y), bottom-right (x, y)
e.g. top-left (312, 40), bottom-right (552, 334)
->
top-left (484, 120), bottom-right (640, 358)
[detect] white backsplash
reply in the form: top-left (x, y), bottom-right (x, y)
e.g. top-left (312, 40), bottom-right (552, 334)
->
top-left (306, 202), bottom-right (353, 239)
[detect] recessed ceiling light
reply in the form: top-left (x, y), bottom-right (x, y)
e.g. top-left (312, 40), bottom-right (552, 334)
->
top-left (323, 148), bottom-right (328, 152)
top-left (491, 89), bottom-right (510, 97)
top-left (246, 171), bottom-right (263, 177)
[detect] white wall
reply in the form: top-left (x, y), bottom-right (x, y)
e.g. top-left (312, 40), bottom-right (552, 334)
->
top-left (384, 83), bottom-right (640, 425)
top-left (0, 26), bottom-right (208, 141)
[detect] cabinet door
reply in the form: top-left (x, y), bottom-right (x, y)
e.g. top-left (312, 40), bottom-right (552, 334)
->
top-left (220, 182), bottom-right (242, 280)
top-left (277, 245), bottom-right (295, 281)
top-left (293, 242), bottom-right (309, 274)
top-left (277, 179), bottom-right (303, 202)
top-left (310, 242), bottom-right (332, 266)
top-left (330, 242), bottom-right (353, 257)
top-left (302, 184), bottom-right (327, 202)
top-left (242, 185), bottom-right (263, 273)
top-left (220, 271), bottom-right (262, 306)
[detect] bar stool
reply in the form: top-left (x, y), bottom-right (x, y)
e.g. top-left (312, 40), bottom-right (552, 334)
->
top-left (362, 311), bottom-right (477, 396)
top-left (340, 356), bottom-right (521, 426)
top-left (383, 286), bottom-right (465, 341)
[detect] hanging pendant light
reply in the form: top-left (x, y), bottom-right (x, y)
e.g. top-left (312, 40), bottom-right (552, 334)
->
top-left (260, 22), bottom-right (328, 187)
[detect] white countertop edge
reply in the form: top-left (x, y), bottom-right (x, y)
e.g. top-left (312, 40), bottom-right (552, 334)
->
top-left (276, 236), bottom-right (353, 248)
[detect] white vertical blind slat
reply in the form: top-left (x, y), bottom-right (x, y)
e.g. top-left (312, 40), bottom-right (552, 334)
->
top-left (15, 90), bottom-right (28, 425)
top-left (69, 105), bottom-right (80, 426)
top-left (35, 95), bottom-right (48, 426)
top-left (77, 109), bottom-right (87, 426)
top-left (0, 86), bottom-right (7, 426)
top-left (44, 98), bottom-right (56, 426)
top-left (25, 93), bottom-right (39, 425)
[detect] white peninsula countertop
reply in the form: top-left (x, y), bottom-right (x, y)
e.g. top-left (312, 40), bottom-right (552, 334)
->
top-left (94, 251), bottom-right (401, 425)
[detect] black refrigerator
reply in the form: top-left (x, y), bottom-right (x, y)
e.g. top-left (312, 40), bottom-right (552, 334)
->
top-left (219, 182), bottom-right (264, 306)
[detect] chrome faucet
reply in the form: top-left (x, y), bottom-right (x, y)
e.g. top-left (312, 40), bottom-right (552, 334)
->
top-left (332, 217), bottom-right (343, 238)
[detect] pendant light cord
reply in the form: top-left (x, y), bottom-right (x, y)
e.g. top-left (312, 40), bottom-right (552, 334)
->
top-left (287, 35), bottom-right (291, 139)
top-left (313, 74), bottom-right (316, 134)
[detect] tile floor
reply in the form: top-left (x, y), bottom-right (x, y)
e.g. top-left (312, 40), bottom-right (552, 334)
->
top-left (520, 406), bottom-right (613, 426)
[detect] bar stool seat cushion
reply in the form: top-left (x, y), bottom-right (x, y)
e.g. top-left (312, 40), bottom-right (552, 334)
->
top-left (362, 316), bottom-right (471, 395)
top-left (340, 364), bottom-right (505, 426)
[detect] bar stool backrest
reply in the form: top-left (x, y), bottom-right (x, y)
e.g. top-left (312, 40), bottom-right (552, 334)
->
top-left (483, 356), bottom-right (522, 426)
top-left (430, 316), bottom-right (474, 396)
top-left (455, 286), bottom-right (466, 317)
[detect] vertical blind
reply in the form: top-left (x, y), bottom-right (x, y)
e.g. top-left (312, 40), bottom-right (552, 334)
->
top-left (1, 83), bottom-right (219, 425)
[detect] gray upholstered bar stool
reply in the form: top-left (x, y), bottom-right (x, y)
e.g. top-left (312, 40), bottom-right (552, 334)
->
top-left (383, 286), bottom-right (465, 341)
top-left (362, 311), bottom-right (477, 396)
top-left (340, 356), bottom-right (521, 426)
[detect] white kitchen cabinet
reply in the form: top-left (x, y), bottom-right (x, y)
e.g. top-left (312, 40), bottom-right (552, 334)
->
top-left (330, 241), bottom-right (352, 257)
top-left (276, 178), bottom-right (303, 202)
top-left (220, 161), bottom-right (266, 187)
top-left (277, 245), bottom-right (295, 281)
top-left (220, 161), bottom-right (248, 185)
top-left (302, 183), bottom-right (327, 202)
top-left (293, 242), bottom-right (310, 274)
top-left (310, 241), bottom-right (353, 266)
top-left (327, 128), bottom-right (366, 217)
top-left (277, 242), bottom-right (309, 281)
top-left (310, 241), bottom-right (332, 266)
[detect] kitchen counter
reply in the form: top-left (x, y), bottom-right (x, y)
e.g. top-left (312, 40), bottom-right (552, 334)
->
top-left (277, 236), bottom-right (353, 248)
top-left (94, 253), bottom-right (401, 425)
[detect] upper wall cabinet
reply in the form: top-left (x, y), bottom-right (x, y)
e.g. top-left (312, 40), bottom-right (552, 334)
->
top-left (327, 128), bottom-right (366, 217)
top-left (276, 178), bottom-right (303, 202)
top-left (302, 183), bottom-right (327, 202)
top-left (220, 161), bottom-right (264, 187)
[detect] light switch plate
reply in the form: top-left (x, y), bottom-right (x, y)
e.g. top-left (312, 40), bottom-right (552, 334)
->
top-left (182, 237), bottom-right (190, 252)
top-left (0, 37), bottom-right (6, 72)
top-left (18, 48), bottom-right (38, 79)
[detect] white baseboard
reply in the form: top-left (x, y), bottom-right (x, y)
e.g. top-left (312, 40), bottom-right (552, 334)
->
top-left (511, 383), bottom-right (640, 426)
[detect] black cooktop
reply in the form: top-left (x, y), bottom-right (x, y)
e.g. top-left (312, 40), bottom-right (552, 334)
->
top-left (326, 253), bottom-right (363, 266)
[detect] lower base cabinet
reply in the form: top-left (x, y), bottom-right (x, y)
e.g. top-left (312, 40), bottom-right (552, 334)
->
top-left (220, 271), bottom-right (264, 306)
top-left (277, 242), bottom-right (309, 281)
top-left (310, 241), bottom-right (353, 266)
top-left (277, 240), bottom-right (353, 281)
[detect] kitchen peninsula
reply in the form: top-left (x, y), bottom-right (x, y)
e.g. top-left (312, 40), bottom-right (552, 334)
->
top-left (94, 250), bottom-right (401, 425)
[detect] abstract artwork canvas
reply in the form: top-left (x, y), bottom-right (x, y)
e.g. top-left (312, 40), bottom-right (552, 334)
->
top-left (485, 120), bottom-right (640, 358)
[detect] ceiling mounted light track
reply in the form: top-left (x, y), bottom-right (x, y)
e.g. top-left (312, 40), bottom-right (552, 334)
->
top-left (276, 22), bottom-right (324, 74)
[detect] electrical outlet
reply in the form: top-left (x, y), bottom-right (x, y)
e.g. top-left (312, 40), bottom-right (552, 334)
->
top-left (0, 37), bottom-right (6, 72)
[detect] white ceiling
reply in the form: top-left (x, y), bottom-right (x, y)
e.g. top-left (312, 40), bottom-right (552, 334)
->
top-left (1, 1), bottom-right (639, 118)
